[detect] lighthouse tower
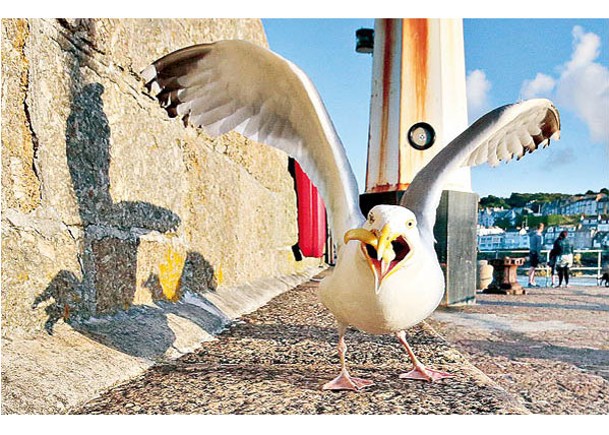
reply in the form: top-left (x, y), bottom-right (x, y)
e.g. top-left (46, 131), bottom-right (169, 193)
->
top-left (359, 19), bottom-right (479, 305)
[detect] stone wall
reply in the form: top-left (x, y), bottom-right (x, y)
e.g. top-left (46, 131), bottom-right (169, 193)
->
top-left (1, 18), bottom-right (320, 337)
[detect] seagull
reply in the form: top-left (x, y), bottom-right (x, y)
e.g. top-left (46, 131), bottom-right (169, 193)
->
top-left (142, 39), bottom-right (560, 391)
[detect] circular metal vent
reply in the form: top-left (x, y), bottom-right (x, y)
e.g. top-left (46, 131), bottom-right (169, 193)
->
top-left (407, 122), bottom-right (436, 150)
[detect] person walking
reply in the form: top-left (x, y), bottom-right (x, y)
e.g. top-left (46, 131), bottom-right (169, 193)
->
top-left (548, 244), bottom-right (559, 287)
top-left (528, 223), bottom-right (544, 288)
top-left (554, 230), bottom-right (573, 288)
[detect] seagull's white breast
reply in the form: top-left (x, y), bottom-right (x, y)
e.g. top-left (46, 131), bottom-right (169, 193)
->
top-left (319, 242), bottom-right (445, 335)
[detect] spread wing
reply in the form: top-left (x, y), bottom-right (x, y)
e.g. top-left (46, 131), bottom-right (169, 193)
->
top-left (400, 98), bottom-right (560, 242)
top-left (141, 40), bottom-right (364, 244)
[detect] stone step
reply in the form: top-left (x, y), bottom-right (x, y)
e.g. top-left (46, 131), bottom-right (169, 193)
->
top-left (1, 267), bottom-right (322, 414)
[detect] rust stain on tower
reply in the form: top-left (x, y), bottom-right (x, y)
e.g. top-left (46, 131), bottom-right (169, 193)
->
top-left (405, 19), bottom-right (429, 121)
top-left (364, 18), bottom-right (471, 200)
top-left (377, 19), bottom-right (395, 186)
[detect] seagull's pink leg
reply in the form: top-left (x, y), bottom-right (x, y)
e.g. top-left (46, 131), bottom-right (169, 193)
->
top-left (323, 324), bottom-right (374, 391)
top-left (395, 330), bottom-right (454, 382)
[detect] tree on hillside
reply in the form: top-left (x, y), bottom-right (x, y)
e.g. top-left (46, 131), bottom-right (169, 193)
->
top-left (479, 195), bottom-right (509, 209)
top-left (506, 193), bottom-right (529, 208)
top-left (479, 192), bottom-right (574, 210)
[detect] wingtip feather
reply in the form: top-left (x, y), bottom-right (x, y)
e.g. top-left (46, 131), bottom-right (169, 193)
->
top-left (141, 64), bottom-right (157, 83)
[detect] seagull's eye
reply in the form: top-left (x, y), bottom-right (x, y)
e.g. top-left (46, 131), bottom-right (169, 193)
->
top-left (406, 219), bottom-right (416, 228)
top-left (368, 212), bottom-right (375, 224)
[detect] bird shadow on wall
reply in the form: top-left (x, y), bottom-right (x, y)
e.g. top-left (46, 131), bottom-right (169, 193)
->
top-left (32, 19), bottom-right (229, 359)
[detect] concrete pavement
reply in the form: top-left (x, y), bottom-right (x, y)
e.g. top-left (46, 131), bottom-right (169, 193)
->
top-left (428, 283), bottom-right (609, 414)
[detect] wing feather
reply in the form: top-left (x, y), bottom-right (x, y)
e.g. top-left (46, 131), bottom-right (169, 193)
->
top-left (506, 133), bottom-right (522, 159)
top-left (474, 142), bottom-right (489, 165)
top-left (142, 40), bottom-right (363, 244)
top-left (400, 99), bottom-right (560, 242)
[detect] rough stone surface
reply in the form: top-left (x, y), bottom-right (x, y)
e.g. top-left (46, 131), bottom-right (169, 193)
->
top-left (1, 267), bottom-right (323, 414)
top-left (73, 270), bottom-right (528, 415)
top-left (2, 18), bottom-right (318, 332)
top-left (1, 19), bottom-right (41, 214)
top-left (2, 18), bottom-right (321, 414)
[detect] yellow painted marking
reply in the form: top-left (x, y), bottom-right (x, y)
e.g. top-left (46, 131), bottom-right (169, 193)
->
top-left (158, 248), bottom-right (186, 302)
top-left (214, 264), bottom-right (224, 286)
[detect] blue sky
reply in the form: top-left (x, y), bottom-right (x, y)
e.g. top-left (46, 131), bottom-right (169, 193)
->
top-left (263, 18), bottom-right (609, 198)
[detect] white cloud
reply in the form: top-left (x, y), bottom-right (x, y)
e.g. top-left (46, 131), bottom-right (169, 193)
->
top-left (544, 146), bottom-right (577, 169)
top-left (556, 26), bottom-right (609, 145)
top-left (520, 73), bottom-right (556, 100)
top-left (466, 69), bottom-right (492, 121)
top-left (521, 26), bottom-right (609, 146)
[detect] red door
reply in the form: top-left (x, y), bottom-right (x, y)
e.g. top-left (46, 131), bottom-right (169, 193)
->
top-left (293, 161), bottom-right (327, 258)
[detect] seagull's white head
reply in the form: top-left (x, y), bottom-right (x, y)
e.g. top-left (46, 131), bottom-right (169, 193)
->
top-left (344, 205), bottom-right (420, 294)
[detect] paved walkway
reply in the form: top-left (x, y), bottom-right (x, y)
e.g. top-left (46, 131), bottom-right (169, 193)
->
top-left (73, 271), bottom-right (609, 415)
top-left (428, 284), bottom-right (609, 414)
top-left (74, 270), bottom-right (526, 415)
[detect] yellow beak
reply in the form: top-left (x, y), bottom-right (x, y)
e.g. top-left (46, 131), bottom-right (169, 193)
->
top-left (375, 224), bottom-right (396, 266)
top-left (344, 224), bottom-right (402, 294)
top-left (344, 228), bottom-right (378, 248)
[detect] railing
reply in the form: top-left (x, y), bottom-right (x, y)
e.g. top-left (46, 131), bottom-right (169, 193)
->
top-left (478, 249), bottom-right (605, 279)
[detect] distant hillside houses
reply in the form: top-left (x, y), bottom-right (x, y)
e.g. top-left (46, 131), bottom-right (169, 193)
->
top-left (478, 227), bottom-right (532, 251)
top-left (477, 193), bottom-right (609, 251)
top-left (541, 193), bottom-right (609, 216)
top-left (478, 221), bottom-right (609, 251)
top-left (477, 227), bottom-right (508, 251)
top-left (478, 207), bottom-right (535, 228)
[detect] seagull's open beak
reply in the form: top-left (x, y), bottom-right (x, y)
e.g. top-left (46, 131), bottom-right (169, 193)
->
top-left (344, 224), bottom-right (412, 294)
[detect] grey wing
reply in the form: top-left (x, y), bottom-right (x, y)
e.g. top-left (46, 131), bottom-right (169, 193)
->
top-left (141, 40), bottom-right (364, 243)
top-left (400, 99), bottom-right (560, 241)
